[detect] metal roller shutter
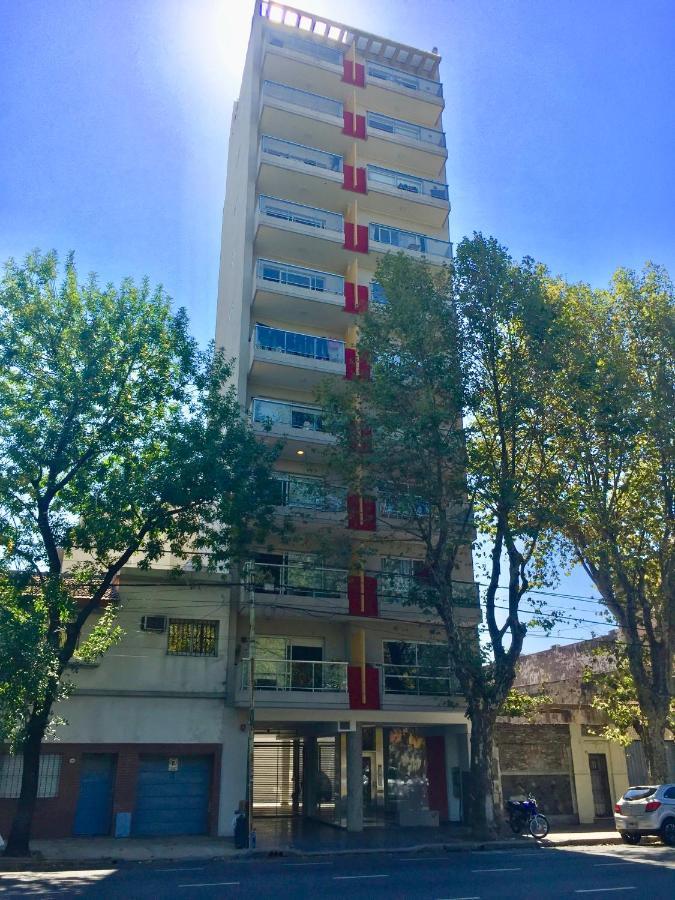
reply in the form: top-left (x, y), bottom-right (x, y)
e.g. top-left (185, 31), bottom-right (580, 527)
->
top-left (133, 755), bottom-right (211, 836)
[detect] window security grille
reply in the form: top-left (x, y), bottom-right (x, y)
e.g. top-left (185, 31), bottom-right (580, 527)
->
top-left (0, 754), bottom-right (62, 798)
top-left (167, 619), bottom-right (219, 657)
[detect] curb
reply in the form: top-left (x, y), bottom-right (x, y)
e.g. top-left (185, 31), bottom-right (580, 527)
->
top-left (0, 835), bottom-right (622, 872)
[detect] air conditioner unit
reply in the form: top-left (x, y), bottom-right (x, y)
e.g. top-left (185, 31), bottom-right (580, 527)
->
top-left (141, 615), bottom-right (167, 633)
top-left (337, 720), bottom-right (356, 733)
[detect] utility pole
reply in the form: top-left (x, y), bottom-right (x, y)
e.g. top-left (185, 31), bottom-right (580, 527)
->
top-left (245, 565), bottom-right (256, 849)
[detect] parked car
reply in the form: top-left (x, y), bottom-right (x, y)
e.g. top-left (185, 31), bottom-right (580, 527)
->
top-left (614, 784), bottom-right (675, 845)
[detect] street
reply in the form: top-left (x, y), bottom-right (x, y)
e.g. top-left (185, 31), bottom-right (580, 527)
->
top-left (1, 843), bottom-right (674, 899)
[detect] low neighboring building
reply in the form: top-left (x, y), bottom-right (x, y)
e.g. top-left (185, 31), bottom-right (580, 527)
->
top-left (495, 636), bottom-right (675, 825)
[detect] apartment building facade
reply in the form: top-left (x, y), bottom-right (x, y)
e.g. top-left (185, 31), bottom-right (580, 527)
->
top-left (215, 2), bottom-right (480, 834)
top-left (0, 3), bottom-right (480, 842)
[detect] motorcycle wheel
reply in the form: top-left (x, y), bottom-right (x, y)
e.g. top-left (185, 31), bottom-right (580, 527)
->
top-left (529, 814), bottom-right (549, 839)
top-left (509, 814), bottom-right (522, 834)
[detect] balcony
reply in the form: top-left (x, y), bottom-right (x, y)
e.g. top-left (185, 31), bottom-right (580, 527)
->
top-left (365, 164), bottom-right (449, 228)
top-left (366, 111), bottom-right (447, 177)
top-left (381, 664), bottom-right (460, 709)
top-left (250, 397), bottom-right (335, 447)
top-left (257, 136), bottom-right (345, 214)
top-left (262, 31), bottom-right (349, 104)
top-left (255, 195), bottom-right (345, 271)
top-left (249, 324), bottom-right (345, 390)
top-left (369, 223), bottom-right (452, 266)
top-left (363, 60), bottom-right (443, 128)
top-left (249, 560), bottom-right (347, 599)
top-left (272, 473), bottom-right (347, 514)
top-left (237, 659), bottom-right (349, 708)
top-left (260, 81), bottom-right (354, 156)
top-left (253, 258), bottom-right (347, 331)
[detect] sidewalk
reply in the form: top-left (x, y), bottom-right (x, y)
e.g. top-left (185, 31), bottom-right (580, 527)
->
top-left (0, 823), bottom-right (622, 871)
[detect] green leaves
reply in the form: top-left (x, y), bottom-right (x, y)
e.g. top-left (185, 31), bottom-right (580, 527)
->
top-left (0, 250), bottom-right (277, 746)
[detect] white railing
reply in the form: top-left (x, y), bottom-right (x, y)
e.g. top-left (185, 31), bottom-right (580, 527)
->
top-left (366, 111), bottom-right (446, 148)
top-left (366, 60), bottom-right (443, 98)
top-left (251, 397), bottom-right (327, 435)
top-left (261, 135), bottom-right (343, 173)
top-left (262, 80), bottom-right (343, 118)
top-left (367, 164), bottom-right (448, 201)
top-left (256, 258), bottom-right (344, 297)
top-left (369, 223), bottom-right (452, 260)
top-left (249, 560), bottom-right (347, 597)
top-left (258, 195), bottom-right (344, 233)
top-left (241, 659), bottom-right (349, 692)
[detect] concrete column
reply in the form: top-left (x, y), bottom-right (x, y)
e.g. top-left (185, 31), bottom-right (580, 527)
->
top-left (569, 722), bottom-right (595, 824)
top-left (303, 736), bottom-right (318, 819)
top-left (346, 726), bottom-right (363, 832)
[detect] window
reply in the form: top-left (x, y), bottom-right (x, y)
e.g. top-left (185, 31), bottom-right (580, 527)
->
top-left (167, 619), bottom-right (218, 657)
top-left (382, 640), bottom-right (451, 695)
top-left (0, 754), bottom-right (61, 798)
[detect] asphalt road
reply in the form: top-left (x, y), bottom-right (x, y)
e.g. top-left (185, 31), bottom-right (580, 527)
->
top-left (1, 843), bottom-right (674, 899)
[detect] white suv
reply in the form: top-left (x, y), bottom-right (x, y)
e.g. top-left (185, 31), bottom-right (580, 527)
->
top-left (614, 784), bottom-right (675, 845)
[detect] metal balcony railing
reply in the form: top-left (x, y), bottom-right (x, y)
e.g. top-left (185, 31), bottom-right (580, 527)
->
top-left (381, 664), bottom-right (459, 696)
top-left (377, 491), bottom-right (430, 520)
top-left (262, 80), bottom-right (344, 119)
top-left (251, 397), bottom-right (328, 435)
top-left (272, 473), bottom-right (347, 512)
top-left (256, 258), bottom-right (344, 297)
top-left (369, 223), bottom-right (452, 259)
top-left (254, 324), bottom-right (345, 364)
top-left (249, 560), bottom-right (347, 598)
top-left (266, 31), bottom-right (343, 65)
top-left (366, 111), bottom-right (446, 148)
top-left (241, 659), bottom-right (349, 692)
top-left (258, 195), bottom-right (344, 233)
top-left (365, 60), bottom-right (443, 98)
top-left (261, 135), bottom-right (343, 173)
top-left (367, 164), bottom-right (448, 202)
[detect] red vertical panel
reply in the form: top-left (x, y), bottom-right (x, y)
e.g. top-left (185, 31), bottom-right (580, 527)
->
top-left (355, 115), bottom-right (367, 139)
top-left (342, 110), bottom-right (354, 135)
top-left (347, 665), bottom-right (381, 709)
top-left (356, 284), bottom-right (369, 312)
top-left (426, 736), bottom-right (449, 821)
top-left (343, 222), bottom-right (355, 251)
top-left (341, 59), bottom-right (353, 84)
top-left (345, 348), bottom-right (357, 380)
top-left (355, 167), bottom-right (367, 194)
top-left (344, 281), bottom-right (356, 313)
top-left (346, 492), bottom-right (360, 528)
top-left (354, 63), bottom-right (365, 88)
top-left (343, 164), bottom-right (355, 191)
top-left (362, 497), bottom-right (376, 531)
top-left (356, 224), bottom-right (369, 253)
top-left (347, 575), bottom-right (363, 614)
top-left (364, 576), bottom-right (378, 616)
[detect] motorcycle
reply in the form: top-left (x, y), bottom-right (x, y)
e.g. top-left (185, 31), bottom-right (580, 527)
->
top-left (506, 793), bottom-right (550, 838)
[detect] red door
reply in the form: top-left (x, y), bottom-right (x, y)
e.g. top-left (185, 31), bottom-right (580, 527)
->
top-left (426, 736), bottom-right (449, 821)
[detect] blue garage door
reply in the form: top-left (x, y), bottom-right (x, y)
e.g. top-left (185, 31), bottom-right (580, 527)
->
top-left (73, 754), bottom-right (116, 836)
top-left (133, 755), bottom-right (212, 836)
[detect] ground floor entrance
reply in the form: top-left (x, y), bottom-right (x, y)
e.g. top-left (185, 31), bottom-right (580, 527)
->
top-left (252, 723), bottom-right (468, 831)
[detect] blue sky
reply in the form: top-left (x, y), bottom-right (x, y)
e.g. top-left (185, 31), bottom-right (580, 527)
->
top-left (1, 0), bottom-right (672, 651)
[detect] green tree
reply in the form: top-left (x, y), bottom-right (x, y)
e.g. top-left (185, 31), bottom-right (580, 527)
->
top-left (321, 236), bottom-right (560, 837)
top-left (547, 264), bottom-right (674, 781)
top-left (0, 251), bottom-right (277, 855)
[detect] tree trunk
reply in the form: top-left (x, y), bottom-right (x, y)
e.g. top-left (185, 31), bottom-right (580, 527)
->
top-left (641, 709), bottom-right (669, 783)
top-left (4, 707), bottom-right (50, 857)
top-left (468, 703), bottom-right (498, 840)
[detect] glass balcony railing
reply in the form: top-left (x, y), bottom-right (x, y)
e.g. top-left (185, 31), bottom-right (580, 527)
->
top-left (272, 474), bottom-right (347, 512)
top-left (241, 658), bottom-right (349, 693)
top-left (254, 324), bottom-right (345, 364)
top-left (382, 664), bottom-right (459, 696)
top-left (377, 490), bottom-right (430, 519)
top-left (378, 571), bottom-right (480, 607)
top-left (258, 195), bottom-right (343, 233)
top-left (249, 560), bottom-right (347, 599)
top-left (367, 165), bottom-right (448, 201)
top-left (366, 111), bottom-right (446, 148)
top-left (251, 397), bottom-right (328, 435)
top-left (366, 61), bottom-right (443, 98)
top-left (369, 223), bottom-right (453, 259)
top-left (261, 135), bottom-right (342, 173)
top-left (266, 32), bottom-right (343, 66)
top-left (262, 80), bottom-right (343, 119)
top-left (256, 258), bottom-right (344, 297)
